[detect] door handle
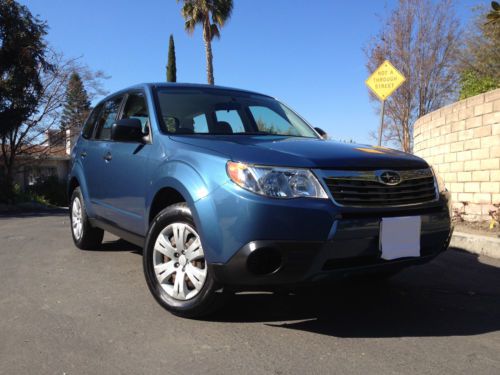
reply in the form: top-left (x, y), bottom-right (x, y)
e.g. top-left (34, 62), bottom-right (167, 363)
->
top-left (103, 152), bottom-right (112, 161)
top-left (80, 151), bottom-right (87, 158)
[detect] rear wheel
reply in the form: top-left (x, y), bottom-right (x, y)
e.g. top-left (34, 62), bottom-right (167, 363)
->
top-left (70, 187), bottom-right (104, 250)
top-left (143, 203), bottom-right (223, 318)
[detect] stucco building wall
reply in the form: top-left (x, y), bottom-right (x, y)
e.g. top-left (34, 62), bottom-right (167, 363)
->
top-left (413, 89), bottom-right (500, 221)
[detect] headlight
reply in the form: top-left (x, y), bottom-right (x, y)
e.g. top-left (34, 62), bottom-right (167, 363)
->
top-left (431, 166), bottom-right (447, 193)
top-left (226, 161), bottom-right (328, 199)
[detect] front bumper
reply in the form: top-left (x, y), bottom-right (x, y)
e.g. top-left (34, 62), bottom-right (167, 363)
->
top-left (195, 176), bottom-right (452, 286)
top-left (211, 209), bottom-right (453, 288)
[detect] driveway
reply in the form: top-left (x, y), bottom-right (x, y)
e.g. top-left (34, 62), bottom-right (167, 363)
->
top-left (0, 211), bottom-right (499, 374)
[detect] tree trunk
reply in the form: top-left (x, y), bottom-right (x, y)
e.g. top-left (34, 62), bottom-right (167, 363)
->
top-left (203, 21), bottom-right (215, 85)
top-left (403, 121), bottom-right (411, 153)
top-left (5, 165), bottom-right (14, 202)
top-left (1, 162), bottom-right (15, 203)
top-left (1, 136), bottom-right (16, 203)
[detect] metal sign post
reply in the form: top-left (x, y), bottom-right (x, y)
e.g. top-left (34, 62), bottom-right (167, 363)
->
top-left (365, 60), bottom-right (406, 146)
top-left (378, 100), bottom-right (385, 146)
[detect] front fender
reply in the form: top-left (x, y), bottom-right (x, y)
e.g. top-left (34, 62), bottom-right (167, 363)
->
top-left (145, 160), bottom-right (226, 262)
top-left (146, 161), bottom-right (208, 206)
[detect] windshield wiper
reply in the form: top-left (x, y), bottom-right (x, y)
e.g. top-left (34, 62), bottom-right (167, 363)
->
top-left (232, 132), bottom-right (315, 138)
top-left (232, 131), bottom-right (273, 135)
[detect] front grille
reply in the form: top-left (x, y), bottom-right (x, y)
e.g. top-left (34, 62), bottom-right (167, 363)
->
top-left (324, 168), bottom-right (437, 207)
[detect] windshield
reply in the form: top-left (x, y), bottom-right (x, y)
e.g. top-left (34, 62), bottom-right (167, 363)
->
top-left (155, 88), bottom-right (318, 138)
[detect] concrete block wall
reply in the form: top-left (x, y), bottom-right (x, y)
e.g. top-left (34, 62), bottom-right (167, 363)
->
top-left (414, 89), bottom-right (500, 221)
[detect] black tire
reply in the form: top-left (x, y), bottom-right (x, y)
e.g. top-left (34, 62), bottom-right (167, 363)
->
top-left (70, 187), bottom-right (104, 250)
top-left (143, 203), bottom-right (223, 318)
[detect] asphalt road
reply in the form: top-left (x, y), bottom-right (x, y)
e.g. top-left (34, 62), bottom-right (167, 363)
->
top-left (1, 211), bottom-right (499, 375)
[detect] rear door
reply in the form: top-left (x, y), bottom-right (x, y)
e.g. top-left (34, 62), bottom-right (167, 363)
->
top-left (73, 104), bottom-right (102, 216)
top-left (99, 91), bottom-right (152, 235)
top-left (85, 95), bottom-right (124, 219)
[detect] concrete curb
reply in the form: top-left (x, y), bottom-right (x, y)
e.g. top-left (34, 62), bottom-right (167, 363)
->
top-left (450, 231), bottom-right (500, 259)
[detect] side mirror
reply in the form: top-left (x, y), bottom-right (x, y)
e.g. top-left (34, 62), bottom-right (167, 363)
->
top-left (314, 127), bottom-right (328, 139)
top-left (111, 118), bottom-right (144, 142)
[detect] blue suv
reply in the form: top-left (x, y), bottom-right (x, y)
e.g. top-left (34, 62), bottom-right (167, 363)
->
top-left (68, 83), bottom-right (452, 317)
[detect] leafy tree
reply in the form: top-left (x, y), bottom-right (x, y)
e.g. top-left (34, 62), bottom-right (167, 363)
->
top-left (0, 0), bottom-right (51, 138)
top-left (177, 0), bottom-right (233, 85)
top-left (0, 0), bottom-right (52, 199)
top-left (1, 51), bottom-right (107, 203)
top-left (60, 72), bottom-right (90, 131)
top-left (166, 34), bottom-right (177, 82)
top-left (458, 2), bottom-right (500, 99)
top-left (364, 0), bottom-right (461, 152)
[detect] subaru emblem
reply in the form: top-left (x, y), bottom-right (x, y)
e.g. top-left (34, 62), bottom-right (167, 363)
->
top-left (377, 170), bottom-right (402, 185)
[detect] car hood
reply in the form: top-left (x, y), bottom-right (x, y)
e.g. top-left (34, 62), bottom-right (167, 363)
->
top-left (170, 135), bottom-right (428, 169)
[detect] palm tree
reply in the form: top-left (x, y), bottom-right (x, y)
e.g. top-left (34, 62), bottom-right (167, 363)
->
top-left (177, 0), bottom-right (233, 85)
top-left (486, 1), bottom-right (499, 26)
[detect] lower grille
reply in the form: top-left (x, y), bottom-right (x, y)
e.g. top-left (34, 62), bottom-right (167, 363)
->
top-left (324, 168), bottom-right (438, 207)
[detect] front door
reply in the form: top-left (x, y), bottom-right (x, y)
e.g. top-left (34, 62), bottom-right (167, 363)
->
top-left (100, 92), bottom-right (152, 235)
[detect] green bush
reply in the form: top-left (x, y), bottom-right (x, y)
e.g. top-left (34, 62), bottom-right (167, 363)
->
top-left (459, 70), bottom-right (500, 100)
top-left (27, 176), bottom-right (67, 207)
top-left (17, 185), bottom-right (51, 206)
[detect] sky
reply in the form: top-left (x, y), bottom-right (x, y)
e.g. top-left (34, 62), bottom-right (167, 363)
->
top-left (20, 0), bottom-right (479, 145)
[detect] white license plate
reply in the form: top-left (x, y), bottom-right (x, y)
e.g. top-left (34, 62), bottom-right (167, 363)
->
top-left (379, 216), bottom-right (421, 260)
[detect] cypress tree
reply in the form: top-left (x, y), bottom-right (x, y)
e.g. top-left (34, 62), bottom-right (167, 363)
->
top-left (60, 72), bottom-right (90, 131)
top-left (166, 34), bottom-right (177, 82)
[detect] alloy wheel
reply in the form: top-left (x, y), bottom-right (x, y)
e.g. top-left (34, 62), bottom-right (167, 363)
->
top-left (153, 223), bottom-right (207, 300)
top-left (71, 197), bottom-right (83, 240)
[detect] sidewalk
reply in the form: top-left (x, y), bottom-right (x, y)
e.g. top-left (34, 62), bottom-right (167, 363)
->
top-left (450, 231), bottom-right (500, 259)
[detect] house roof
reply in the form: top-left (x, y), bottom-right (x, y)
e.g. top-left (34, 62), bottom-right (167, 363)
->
top-left (18, 150), bottom-right (69, 161)
top-left (3, 143), bottom-right (70, 162)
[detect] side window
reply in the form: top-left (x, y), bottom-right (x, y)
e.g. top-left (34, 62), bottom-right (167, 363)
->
top-left (81, 104), bottom-right (102, 139)
top-left (164, 113), bottom-right (208, 134)
top-left (193, 113), bottom-right (209, 133)
top-left (95, 96), bottom-right (123, 140)
top-left (215, 109), bottom-right (245, 133)
top-left (249, 106), bottom-right (299, 135)
top-left (121, 92), bottom-right (149, 133)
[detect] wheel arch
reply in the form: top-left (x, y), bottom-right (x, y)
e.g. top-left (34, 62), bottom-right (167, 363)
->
top-left (68, 176), bottom-right (80, 204)
top-left (148, 187), bottom-right (187, 224)
top-left (67, 164), bottom-right (94, 217)
top-left (145, 160), bottom-right (223, 261)
top-left (146, 159), bottom-right (212, 220)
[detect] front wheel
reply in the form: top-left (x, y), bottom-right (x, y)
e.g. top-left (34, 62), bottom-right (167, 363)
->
top-left (143, 203), bottom-right (223, 318)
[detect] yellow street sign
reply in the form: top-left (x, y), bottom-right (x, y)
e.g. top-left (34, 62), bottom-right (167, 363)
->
top-left (365, 60), bottom-right (406, 101)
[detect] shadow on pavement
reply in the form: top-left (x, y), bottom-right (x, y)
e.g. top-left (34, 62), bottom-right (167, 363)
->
top-left (208, 249), bottom-right (500, 338)
top-left (84, 238), bottom-right (143, 255)
top-left (72, 236), bottom-right (500, 338)
top-left (0, 208), bottom-right (68, 219)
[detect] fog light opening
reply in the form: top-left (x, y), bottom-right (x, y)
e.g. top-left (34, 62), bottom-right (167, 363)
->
top-left (247, 247), bottom-right (282, 275)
